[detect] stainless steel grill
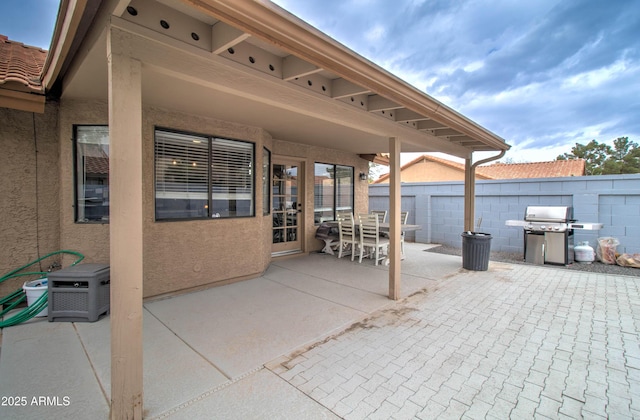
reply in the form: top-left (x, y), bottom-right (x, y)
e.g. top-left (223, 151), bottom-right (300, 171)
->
top-left (506, 206), bottom-right (603, 265)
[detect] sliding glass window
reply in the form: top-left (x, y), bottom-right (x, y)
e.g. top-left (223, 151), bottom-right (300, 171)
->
top-left (313, 163), bottom-right (354, 224)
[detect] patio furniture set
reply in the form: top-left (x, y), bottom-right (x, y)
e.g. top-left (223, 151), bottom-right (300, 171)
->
top-left (316, 210), bottom-right (418, 265)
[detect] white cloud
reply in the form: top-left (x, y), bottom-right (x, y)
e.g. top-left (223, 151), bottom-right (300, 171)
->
top-left (463, 61), bottom-right (485, 73)
top-left (562, 59), bottom-right (630, 89)
top-left (272, 0), bottom-right (640, 161)
top-left (364, 24), bottom-right (386, 43)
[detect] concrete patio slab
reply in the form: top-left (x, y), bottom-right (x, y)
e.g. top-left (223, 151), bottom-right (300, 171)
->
top-left (161, 368), bottom-right (339, 420)
top-left (400, 244), bottom-right (464, 280)
top-left (144, 276), bottom-right (368, 380)
top-left (263, 263), bottom-right (390, 313)
top-left (272, 253), bottom-right (394, 296)
top-left (0, 319), bottom-right (109, 420)
top-left (4, 243), bottom-right (637, 419)
top-left (75, 309), bottom-right (229, 419)
top-left (0, 243), bottom-right (440, 419)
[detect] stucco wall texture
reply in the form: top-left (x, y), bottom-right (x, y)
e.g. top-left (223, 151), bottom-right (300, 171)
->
top-left (377, 160), bottom-right (466, 183)
top-left (1, 98), bottom-right (368, 299)
top-left (0, 105), bottom-right (60, 297)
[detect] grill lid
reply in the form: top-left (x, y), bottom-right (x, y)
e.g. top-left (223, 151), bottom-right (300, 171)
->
top-left (525, 206), bottom-right (573, 222)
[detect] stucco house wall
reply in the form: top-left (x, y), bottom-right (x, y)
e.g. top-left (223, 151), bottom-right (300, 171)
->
top-left (376, 159), bottom-right (466, 184)
top-left (55, 99), bottom-right (369, 298)
top-left (404, 160), bottom-right (465, 183)
top-left (0, 105), bottom-right (60, 297)
top-left (1, 98), bottom-right (370, 299)
top-left (59, 99), bottom-right (110, 266)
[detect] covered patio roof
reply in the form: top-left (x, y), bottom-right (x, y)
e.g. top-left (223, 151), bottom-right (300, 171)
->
top-left (44, 0), bottom-right (509, 159)
top-left (39, 1), bottom-right (511, 417)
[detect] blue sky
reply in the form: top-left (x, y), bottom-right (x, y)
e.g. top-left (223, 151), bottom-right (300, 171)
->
top-left (2, 0), bottom-right (639, 163)
top-left (0, 0), bottom-right (59, 49)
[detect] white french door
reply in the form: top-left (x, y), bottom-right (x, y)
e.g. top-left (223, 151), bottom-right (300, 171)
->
top-left (271, 158), bottom-right (304, 256)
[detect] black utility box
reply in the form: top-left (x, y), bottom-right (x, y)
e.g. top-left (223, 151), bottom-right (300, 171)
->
top-left (48, 263), bottom-right (110, 322)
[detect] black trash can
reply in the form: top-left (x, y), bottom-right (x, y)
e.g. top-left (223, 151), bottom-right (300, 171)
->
top-left (461, 232), bottom-right (492, 271)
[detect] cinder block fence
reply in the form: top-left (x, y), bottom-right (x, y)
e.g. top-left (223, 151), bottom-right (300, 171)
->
top-left (369, 174), bottom-right (640, 255)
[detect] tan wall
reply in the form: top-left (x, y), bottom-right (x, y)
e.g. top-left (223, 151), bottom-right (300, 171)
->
top-left (142, 107), bottom-right (272, 297)
top-left (403, 161), bottom-right (465, 182)
top-left (59, 100), bottom-right (111, 267)
top-left (58, 99), bottom-right (368, 297)
top-left (378, 160), bottom-right (465, 183)
top-left (0, 104), bottom-right (61, 297)
top-left (59, 100), bottom-right (271, 297)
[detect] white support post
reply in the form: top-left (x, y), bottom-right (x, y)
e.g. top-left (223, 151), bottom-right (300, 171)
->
top-left (107, 26), bottom-right (144, 420)
top-left (389, 137), bottom-right (401, 300)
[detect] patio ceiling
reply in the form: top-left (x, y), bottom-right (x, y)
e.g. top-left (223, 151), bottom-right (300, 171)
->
top-left (53, 0), bottom-right (510, 159)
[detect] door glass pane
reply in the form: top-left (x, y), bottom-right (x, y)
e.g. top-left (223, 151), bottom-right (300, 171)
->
top-left (273, 163), bottom-right (298, 244)
top-left (263, 148), bottom-right (271, 215)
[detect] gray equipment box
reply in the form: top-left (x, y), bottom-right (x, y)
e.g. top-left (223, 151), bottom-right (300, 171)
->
top-left (48, 263), bottom-right (110, 322)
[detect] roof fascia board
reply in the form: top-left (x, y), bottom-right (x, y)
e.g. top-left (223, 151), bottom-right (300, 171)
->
top-left (0, 90), bottom-right (45, 113)
top-left (59, 0), bottom-right (128, 96)
top-left (44, 0), bottom-right (126, 93)
top-left (182, 0), bottom-right (509, 152)
top-left (42, 0), bottom-right (89, 90)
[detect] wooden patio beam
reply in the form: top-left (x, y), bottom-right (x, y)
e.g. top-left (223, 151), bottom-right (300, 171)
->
top-left (464, 158), bottom-right (475, 232)
top-left (389, 137), bottom-right (401, 300)
top-left (108, 26), bottom-right (144, 420)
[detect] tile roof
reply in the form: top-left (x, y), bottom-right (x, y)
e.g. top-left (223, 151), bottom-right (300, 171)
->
top-left (0, 34), bottom-right (47, 93)
top-left (373, 154), bottom-right (586, 183)
top-left (84, 156), bottom-right (110, 175)
top-left (477, 159), bottom-right (586, 179)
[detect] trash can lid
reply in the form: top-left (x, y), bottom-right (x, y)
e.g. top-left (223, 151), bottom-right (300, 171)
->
top-left (461, 231), bottom-right (492, 238)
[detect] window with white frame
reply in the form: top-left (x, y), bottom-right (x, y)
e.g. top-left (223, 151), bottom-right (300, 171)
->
top-left (74, 125), bottom-right (110, 223)
top-left (154, 129), bottom-right (255, 220)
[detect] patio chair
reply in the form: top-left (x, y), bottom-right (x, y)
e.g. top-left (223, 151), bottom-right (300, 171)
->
top-left (358, 213), bottom-right (389, 265)
top-left (370, 210), bottom-right (387, 224)
top-left (371, 210), bottom-right (388, 238)
top-left (336, 209), bottom-right (353, 221)
top-left (337, 212), bottom-right (358, 261)
top-left (400, 211), bottom-right (409, 255)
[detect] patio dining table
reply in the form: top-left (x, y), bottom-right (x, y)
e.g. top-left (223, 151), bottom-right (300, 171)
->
top-left (317, 221), bottom-right (421, 258)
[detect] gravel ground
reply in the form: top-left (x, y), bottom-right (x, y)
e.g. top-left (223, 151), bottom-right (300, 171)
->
top-left (425, 244), bottom-right (640, 277)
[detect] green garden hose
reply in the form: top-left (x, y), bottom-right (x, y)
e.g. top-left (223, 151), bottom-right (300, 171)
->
top-left (0, 250), bottom-right (85, 328)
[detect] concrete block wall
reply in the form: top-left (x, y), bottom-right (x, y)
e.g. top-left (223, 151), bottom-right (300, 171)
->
top-left (369, 174), bottom-right (640, 255)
